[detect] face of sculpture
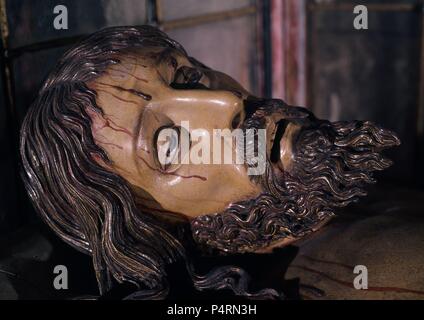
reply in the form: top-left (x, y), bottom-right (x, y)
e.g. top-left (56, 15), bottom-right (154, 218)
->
top-left (88, 46), bottom-right (311, 220)
top-left (88, 45), bottom-right (400, 252)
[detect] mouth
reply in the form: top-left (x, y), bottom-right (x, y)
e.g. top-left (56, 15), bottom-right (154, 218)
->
top-left (268, 118), bottom-right (302, 172)
top-left (270, 120), bottom-right (289, 164)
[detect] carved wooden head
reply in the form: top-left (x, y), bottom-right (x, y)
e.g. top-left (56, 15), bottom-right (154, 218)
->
top-left (20, 26), bottom-right (399, 298)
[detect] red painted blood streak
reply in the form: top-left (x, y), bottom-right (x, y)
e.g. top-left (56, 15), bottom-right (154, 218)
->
top-left (95, 115), bottom-right (134, 138)
top-left (291, 264), bottom-right (424, 296)
top-left (95, 88), bottom-right (139, 106)
top-left (96, 82), bottom-right (152, 101)
top-left (92, 116), bottom-right (150, 154)
top-left (137, 156), bottom-right (207, 181)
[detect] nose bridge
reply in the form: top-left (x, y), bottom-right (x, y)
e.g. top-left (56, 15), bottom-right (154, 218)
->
top-left (164, 89), bottom-right (243, 129)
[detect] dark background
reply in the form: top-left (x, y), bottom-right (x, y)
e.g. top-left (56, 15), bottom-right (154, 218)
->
top-left (0, 0), bottom-right (423, 299)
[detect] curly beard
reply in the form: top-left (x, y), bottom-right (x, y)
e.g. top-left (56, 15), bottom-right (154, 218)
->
top-left (191, 101), bottom-right (400, 254)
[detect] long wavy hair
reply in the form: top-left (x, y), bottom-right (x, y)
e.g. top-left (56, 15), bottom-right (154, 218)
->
top-left (20, 26), bottom-right (192, 297)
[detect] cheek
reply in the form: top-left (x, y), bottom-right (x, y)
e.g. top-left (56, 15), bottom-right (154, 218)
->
top-left (145, 164), bottom-right (261, 217)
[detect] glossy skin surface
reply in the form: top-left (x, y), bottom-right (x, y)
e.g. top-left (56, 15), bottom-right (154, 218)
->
top-left (19, 26), bottom-right (400, 299)
top-left (88, 47), bottom-right (290, 218)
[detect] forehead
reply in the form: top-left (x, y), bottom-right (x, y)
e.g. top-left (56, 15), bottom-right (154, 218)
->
top-left (87, 46), bottom-right (191, 117)
top-left (94, 46), bottom-right (190, 90)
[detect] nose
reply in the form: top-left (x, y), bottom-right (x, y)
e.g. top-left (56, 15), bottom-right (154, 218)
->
top-left (165, 89), bottom-right (244, 130)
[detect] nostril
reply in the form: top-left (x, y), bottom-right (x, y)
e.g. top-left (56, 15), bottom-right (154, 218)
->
top-left (231, 112), bottom-right (242, 129)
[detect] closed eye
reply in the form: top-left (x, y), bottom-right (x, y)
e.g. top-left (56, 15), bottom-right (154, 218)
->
top-left (154, 125), bottom-right (181, 171)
